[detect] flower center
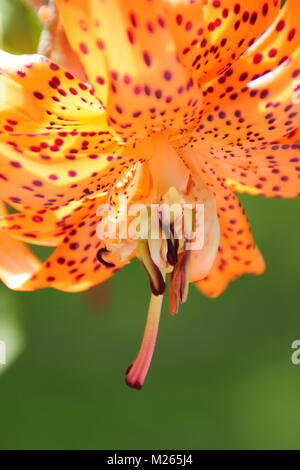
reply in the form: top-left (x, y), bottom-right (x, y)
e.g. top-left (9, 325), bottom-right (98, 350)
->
top-left (134, 186), bottom-right (194, 302)
top-left (96, 134), bottom-right (220, 389)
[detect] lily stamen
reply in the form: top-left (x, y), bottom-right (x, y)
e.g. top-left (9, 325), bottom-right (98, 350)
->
top-left (164, 223), bottom-right (179, 267)
top-left (169, 250), bottom-right (190, 315)
top-left (96, 247), bottom-right (116, 269)
top-left (137, 241), bottom-right (166, 296)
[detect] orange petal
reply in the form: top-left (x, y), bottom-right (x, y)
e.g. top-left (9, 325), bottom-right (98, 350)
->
top-left (192, 47), bottom-right (300, 147)
top-left (179, 145), bottom-right (265, 297)
top-left (0, 50), bottom-right (104, 123)
top-left (214, 0), bottom-right (300, 87)
top-left (0, 139), bottom-right (133, 208)
top-left (19, 206), bottom-right (129, 292)
top-left (167, 0), bottom-right (280, 82)
top-left (55, 0), bottom-right (109, 106)
top-left (0, 203), bottom-right (40, 290)
top-left (0, 51), bottom-right (152, 207)
top-left (56, 0), bottom-right (203, 140)
top-left (0, 198), bottom-right (102, 246)
top-left (196, 206), bottom-right (265, 298)
top-left (196, 188), bottom-right (265, 298)
top-left (208, 143), bottom-right (300, 198)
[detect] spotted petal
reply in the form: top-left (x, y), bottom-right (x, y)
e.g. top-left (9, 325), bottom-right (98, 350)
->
top-left (196, 181), bottom-right (265, 298)
top-left (188, 47), bottom-right (300, 148)
top-left (17, 206), bottom-right (128, 292)
top-left (0, 51), bottom-right (151, 207)
top-left (0, 198), bottom-right (102, 246)
top-left (210, 0), bottom-right (300, 87)
top-left (167, 0), bottom-right (281, 82)
top-left (209, 143), bottom-right (300, 198)
top-left (179, 145), bottom-right (265, 296)
top-left (56, 0), bottom-right (203, 140)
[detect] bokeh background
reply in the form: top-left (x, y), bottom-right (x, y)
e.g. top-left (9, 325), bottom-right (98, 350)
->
top-left (0, 0), bottom-right (300, 451)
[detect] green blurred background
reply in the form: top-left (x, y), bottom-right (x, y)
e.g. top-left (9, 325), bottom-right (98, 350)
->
top-left (0, 0), bottom-right (300, 451)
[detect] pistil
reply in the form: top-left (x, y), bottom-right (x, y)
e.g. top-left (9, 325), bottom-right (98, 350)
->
top-left (126, 277), bottom-right (165, 390)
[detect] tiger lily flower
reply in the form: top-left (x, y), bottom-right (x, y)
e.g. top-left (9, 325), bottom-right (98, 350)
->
top-left (0, 0), bottom-right (299, 389)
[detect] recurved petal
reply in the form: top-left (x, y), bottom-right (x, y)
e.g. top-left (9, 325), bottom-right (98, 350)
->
top-left (56, 0), bottom-right (203, 140)
top-left (18, 207), bottom-right (128, 292)
top-left (201, 0), bottom-right (300, 111)
top-left (0, 139), bottom-right (135, 208)
top-left (196, 188), bottom-right (265, 298)
top-left (0, 51), bottom-right (152, 207)
top-left (216, 0), bottom-right (300, 87)
top-left (0, 50), bottom-right (104, 121)
top-left (196, 212), bottom-right (265, 298)
top-left (54, 0), bottom-right (109, 106)
top-left (208, 143), bottom-right (300, 198)
top-left (179, 146), bottom-right (265, 297)
top-left (192, 46), bottom-right (300, 147)
top-left (0, 198), bottom-right (102, 246)
top-left (167, 0), bottom-right (281, 82)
